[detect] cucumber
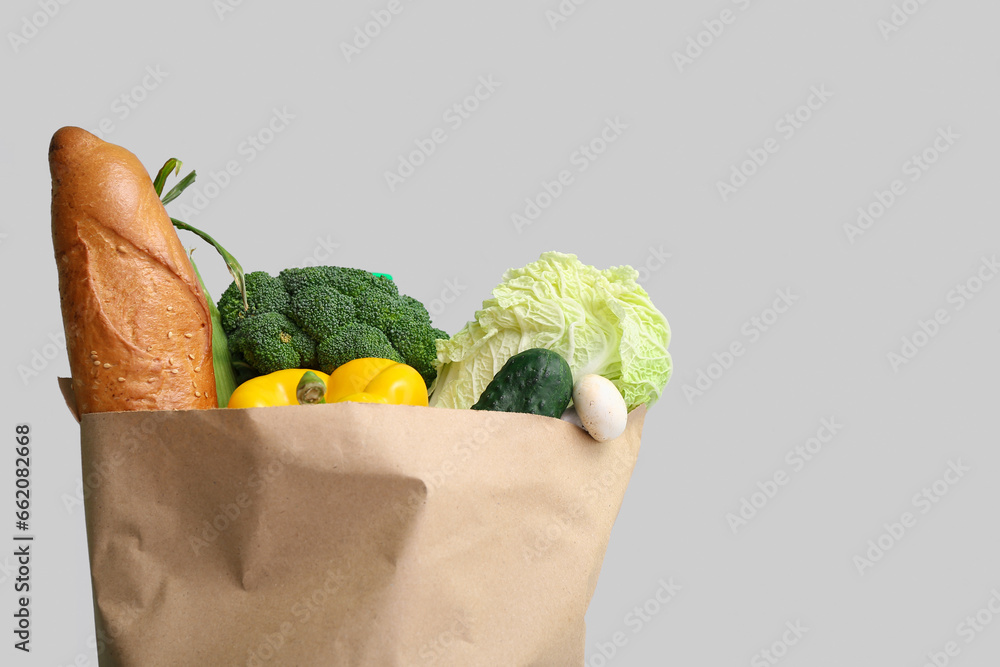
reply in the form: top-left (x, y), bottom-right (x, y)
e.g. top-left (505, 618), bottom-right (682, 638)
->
top-left (471, 348), bottom-right (573, 418)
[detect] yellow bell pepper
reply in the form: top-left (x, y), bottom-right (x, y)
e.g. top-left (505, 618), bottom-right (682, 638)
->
top-left (227, 369), bottom-right (330, 409)
top-left (325, 358), bottom-right (428, 406)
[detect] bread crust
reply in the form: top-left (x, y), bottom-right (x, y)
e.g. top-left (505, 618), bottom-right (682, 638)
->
top-left (50, 127), bottom-right (216, 413)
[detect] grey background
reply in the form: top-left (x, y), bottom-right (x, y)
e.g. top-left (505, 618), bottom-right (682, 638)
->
top-left (2, 0), bottom-right (999, 665)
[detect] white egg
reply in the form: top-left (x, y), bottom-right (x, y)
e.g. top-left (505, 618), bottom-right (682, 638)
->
top-left (572, 374), bottom-right (628, 442)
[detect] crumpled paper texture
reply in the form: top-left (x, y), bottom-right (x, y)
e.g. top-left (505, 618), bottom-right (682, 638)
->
top-left (77, 401), bottom-right (645, 666)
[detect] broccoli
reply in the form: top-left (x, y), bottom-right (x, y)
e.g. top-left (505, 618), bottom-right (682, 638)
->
top-left (228, 313), bottom-right (315, 375)
top-left (218, 265), bottom-right (446, 384)
top-left (353, 288), bottom-right (399, 330)
top-left (317, 324), bottom-right (402, 373)
top-left (328, 270), bottom-right (398, 300)
top-left (289, 325), bottom-right (318, 368)
top-left (278, 266), bottom-right (398, 299)
top-left (278, 266), bottom-right (340, 296)
top-left (218, 271), bottom-right (290, 334)
top-left (398, 294), bottom-right (433, 326)
top-left (384, 313), bottom-right (444, 386)
top-left (288, 285), bottom-right (355, 340)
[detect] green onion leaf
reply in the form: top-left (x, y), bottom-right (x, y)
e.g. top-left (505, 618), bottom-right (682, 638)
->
top-left (170, 218), bottom-right (247, 311)
top-left (156, 158), bottom-right (249, 312)
top-left (153, 158), bottom-right (183, 197)
top-left (161, 170), bottom-right (196, 205)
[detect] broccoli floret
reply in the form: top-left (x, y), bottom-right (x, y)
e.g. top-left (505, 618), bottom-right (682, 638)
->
top-left (353, 290), bottom-right (400, 330)
top-left (398, 294), bottom-right (433, 326)
top-left (229, 313), bottom-right (313, 375)
top-left (279, 266), bottom-right (398, 299)
top-left (290, 325), bottom-right (318, 368)
top-left (385, 315), bottom-right (447, 387)
top-left (218, 271), bottom-right (290, 334)
top-left (317, 324), bottom-right (402, 373)
top-left (288, 286), bottom-right (356, 340)
top-left (331, 270), bottom-right (398, 300)
top-left (399, 294), bottom-right (432, 326)
top-left (278, 266), bottom-right (337, 296)
top-left (220, 266), bottom-right (441, 383)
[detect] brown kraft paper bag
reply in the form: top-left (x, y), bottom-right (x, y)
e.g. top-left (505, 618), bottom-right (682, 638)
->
top-left (75, 400), bottom-right (646, 666)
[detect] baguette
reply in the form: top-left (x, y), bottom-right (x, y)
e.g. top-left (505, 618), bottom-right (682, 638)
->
top-left (50, 126), bottom-right (216, 413)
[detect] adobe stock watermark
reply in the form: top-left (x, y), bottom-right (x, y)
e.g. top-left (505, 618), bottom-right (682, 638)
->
top-left (634, 245), bottom-right (672, 284)
top-left (92, 604), bottom-right (142, 663)
top-left (189, 443), bottom-right (299, 556)
top-left (751, 620), bottom-right (809, 667)
top-left (89, 65), bottom-right (168, 140)
top-left (61, 415), bottom-right (159, 514)
top-left (53, 601), bottom-right (142, 665)
top-left (213, 0), bottom-right (248, 21)
top-left (16, 330), bottom-right (66, 386)
top-left (57, 604), bottom-right (146, 666)
top-left (918, 587), bottom-right (1000, 667)
top-left (682, 288), bottom-right (799, 404)
top-left (296, 235), bottom-right (341, 268)
top-left (392, 412), bottom-right (507, 521)
top-left (384, 75), bottom-right (502, 193)
top-left (545, 0), bottom-right (592, 31)
top-left (7, 0), bottom-right (73, 54)
top-left (671, 0), bottom-right (760, 73)
top-left (877, 0), bottom-right (934, 41)
top-left (726, 417), bottom-right (844, 534)
top-left (56, 633), bottom-right (107, 667)
top-left (247, 565), bottom-right (347, 665)
top-left (886, 255), bottom-right (998, 372)
top-left (717, 85), bottom-right (834, 202)
top-left (0, 554), bottom-right (19, 587)
top-left (587, 578), bottom-right (682, 666)
top-left (340, 0), bottom-right (417, 63)
top-left (843, 126), bottom-right (959, 244)
top-left (416, 614), bottom-right (473, 664)
top-left (174, 106), bottom-right (295, 220)
top-left (426, 277), bottom-right (468, 318)
top-left (523, 445), bottom-right (635, 562)
top-left (852, 459), bottom-right (970, 576)
top-left (61, 451), bottom-right (125, 514)
top-left (58, 644), bottom-right (95, 667)
top-left (511, 116), bottom-right (628, 233)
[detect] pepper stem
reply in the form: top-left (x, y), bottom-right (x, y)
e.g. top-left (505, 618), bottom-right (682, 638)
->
top-left (296, 371), bottom-right (327, 405)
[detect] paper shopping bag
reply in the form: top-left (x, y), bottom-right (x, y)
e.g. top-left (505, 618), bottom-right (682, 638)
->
top-left (77, 401), bottom-right (645, 666)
